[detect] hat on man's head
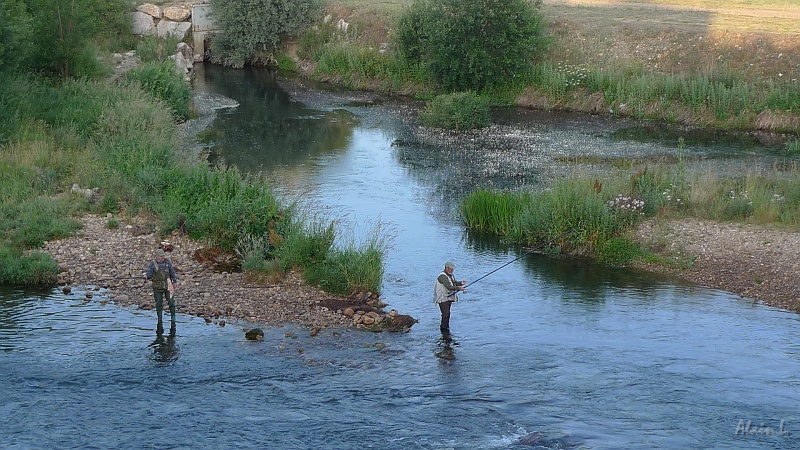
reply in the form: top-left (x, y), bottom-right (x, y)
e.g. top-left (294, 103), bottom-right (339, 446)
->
top-left (444, 261), bottom-right (455, 269)
top-left (155, 248), bottom-right (167, 258)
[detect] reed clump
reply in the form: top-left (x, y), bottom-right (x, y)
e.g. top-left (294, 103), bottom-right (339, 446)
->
top-left (462, 160), bottom-right (800, 267)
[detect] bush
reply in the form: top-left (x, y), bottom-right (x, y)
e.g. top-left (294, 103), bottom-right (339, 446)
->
top-left (25, 0), bottom-right (129, 78)
top-left (209, 0), bottom-right (323, 68)
top-left (419, 92), bottom-right (490, 130)
top-left (396, 0), bottom-right (547, 92)
top-left (0, 0), bottom-right (32, 76)
top-left (0, 246), bottom-right (58, 285)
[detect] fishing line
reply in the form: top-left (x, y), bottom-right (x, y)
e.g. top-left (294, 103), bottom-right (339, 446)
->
top-left (448, 228), bottom-right (575, 297)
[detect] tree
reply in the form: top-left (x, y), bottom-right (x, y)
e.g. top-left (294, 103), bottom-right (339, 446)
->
top-left (24, 0), bottom-right (129, 78)
top-left (209, 0), bottom-right (322, 68)
top-left (396, 0), bottom-right (548, 93)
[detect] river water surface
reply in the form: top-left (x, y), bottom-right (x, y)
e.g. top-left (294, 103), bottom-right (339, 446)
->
top-left (2, 65), bottom-right (799, 449)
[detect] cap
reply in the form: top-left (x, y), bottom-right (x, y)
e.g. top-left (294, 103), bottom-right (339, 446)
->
top-left (155, 248), bottom-right (167, 257)
top-left (444, 261), bottom-right (455, 269)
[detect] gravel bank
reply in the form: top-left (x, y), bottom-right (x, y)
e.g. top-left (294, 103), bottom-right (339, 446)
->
top-left (630, 218), bottom-right (800, 312)
top-left (44, 213), bottom-right (800, 336)
top-left (43, 214), bottom-right (414, 333)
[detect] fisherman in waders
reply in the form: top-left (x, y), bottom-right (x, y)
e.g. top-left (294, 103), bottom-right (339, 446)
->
top-left (146, 248), bottom-right (178, 334)
top-left (434, 261), bottom-right (466, 335)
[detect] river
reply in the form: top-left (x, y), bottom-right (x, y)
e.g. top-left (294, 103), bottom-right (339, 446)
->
top-left (2, 64), bottom-right (799, 449)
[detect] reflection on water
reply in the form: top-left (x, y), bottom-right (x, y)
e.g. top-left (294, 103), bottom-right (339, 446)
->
top-left (197, 64), bottom-right (358, 173)
top-left (148, 329), bottom-right (179, 364)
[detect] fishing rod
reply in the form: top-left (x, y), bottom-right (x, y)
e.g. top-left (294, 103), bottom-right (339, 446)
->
top-left (88, 275), bottom-right (147, 283)
top-left (448, 228), bottom-right (576, 297)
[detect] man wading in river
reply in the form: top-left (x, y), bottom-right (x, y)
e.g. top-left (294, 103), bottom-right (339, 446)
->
top-left (146, 248), bottom-right (178, 334)
top-left (434, 261), bottom-right (467, 335)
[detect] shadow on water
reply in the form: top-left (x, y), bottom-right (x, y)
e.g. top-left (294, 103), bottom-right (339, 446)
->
top-left (434, 332), bottom-right (459, 361)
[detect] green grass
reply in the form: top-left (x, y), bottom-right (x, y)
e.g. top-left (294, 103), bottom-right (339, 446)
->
top-left (0, 73), bottom-right (390, 292)
top-left (462, 163), bottom-right (800, 267)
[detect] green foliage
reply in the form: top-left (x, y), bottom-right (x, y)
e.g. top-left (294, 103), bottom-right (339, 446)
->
top-left (302, 224), bottom-right (389, 295)
top-left (24, 0), bottom-right (129, 78)
top-left (596, 236), bottom-right (641, 267)
top-left (136, 36), bottom-right (182, 64)
top-left (0, 0), bottom-right (32, 75)
top-left (4, 197), bottom-right (82, 249)
top-left (0, 246), bottom-right (58, 285)
top-left (419, 92), bottom-right (491, 130)
top-left (125, 62), bottom-right (192, 120)
top-left (462, 179), bottom-right (646, 262)
top-left (396, 0), bottom-right (547, 92)
top-left (460, 189), bottom-right (528, 235)
top-left (209, 0), bottom-right (323, 68)
top-left (152, 166), bottom-right (285, 251)
top-left (276, 218), bottom-right (335, 270)
top-left (786, 139), bottom-right (800, 154)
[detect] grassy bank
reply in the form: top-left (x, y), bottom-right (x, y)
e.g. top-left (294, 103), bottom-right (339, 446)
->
top-left (296, 0), bottom-right (799, 133)
top-left (462, 157), bottom-right (800, 267)
top-left (0, 22), bottom-right (386, 295)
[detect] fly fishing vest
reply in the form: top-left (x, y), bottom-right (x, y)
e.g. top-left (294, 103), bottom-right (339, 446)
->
top-left (434, 271), bottom-right (458, 304)
top-left (151, 260), bottom-right (170, 292)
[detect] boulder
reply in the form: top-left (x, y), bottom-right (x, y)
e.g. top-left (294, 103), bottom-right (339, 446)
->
top-left (136, 3), bottom-right (162, 19)
top-left (164, 6), bottom-right (191, 22)
top-left (131, 12), bottom-right (156, 36)
top-left (245, 328), bottom-right (264, 341)
top-left (157, 20), bottom-right (191, 40)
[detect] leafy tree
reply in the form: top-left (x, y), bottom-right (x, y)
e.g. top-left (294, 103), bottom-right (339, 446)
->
top-left (209, 0), bottom-right (322, 68)
top-left (396, 0), bottom-right (548, 93)
top-left (24, 0), bottom-right (130, 78)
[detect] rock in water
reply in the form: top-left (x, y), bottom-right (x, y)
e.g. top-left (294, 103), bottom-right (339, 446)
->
top-left (245, 328), bottom-right (264, 341)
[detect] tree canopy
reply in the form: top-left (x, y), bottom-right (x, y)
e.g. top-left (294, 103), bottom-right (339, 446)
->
top-left (396, 0), bottom-right (548, 93)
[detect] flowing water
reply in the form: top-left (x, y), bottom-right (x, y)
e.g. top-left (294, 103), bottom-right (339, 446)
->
top-left (2, 65), bottom-right (799, 449)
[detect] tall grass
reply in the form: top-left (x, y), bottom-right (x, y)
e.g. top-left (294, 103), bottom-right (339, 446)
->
top-left (531, 63), bottom-right (794, 127)
top-left (463, 160), bottom-right (800, 267)
top-left (303, 222), bottom-right (390, 295)
top-left (419, 92), bottom-right (491, 130)
top-left (125, 61), bottom-right (192, 120)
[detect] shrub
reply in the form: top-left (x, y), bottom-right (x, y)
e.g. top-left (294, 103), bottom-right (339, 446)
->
top-left (209, 0), bottom-right (323, 68)
top-left (0, 246), bottom-right (58, 285)
top-left (24, 0), bottom-right (129, 78)
top-left (0, 0), bottom-right (32, 76)
top-left (396, 0), bottom-right (547, 92)
top-left (419, 92), bottom-right (490, 130)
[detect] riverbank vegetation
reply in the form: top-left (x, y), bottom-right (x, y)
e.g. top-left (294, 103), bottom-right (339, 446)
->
top-left (294, 0), bottom-right (799, 135)
top-left (288, 0), bottom-right (800, 268)
top-left (0, 0), bottom-right (387, 295)
top-left (462, 155), bottom-right (800, 267)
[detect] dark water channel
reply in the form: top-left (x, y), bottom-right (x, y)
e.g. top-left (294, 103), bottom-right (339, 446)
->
top-left (2, 64), bottom-right (800, 449)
